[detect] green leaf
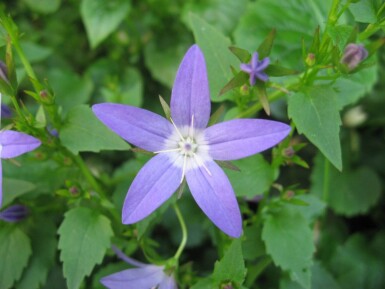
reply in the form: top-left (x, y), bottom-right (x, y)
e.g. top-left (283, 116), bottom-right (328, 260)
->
top-left (288, 85), bottom-right (342, 170)
top-left (257, 29), bottom-right (276, 59)
top-left (190, 13), bottom-right (239, 101)
top-left (234, 0), bottom-right (332, 69)
top-left (21, 0), bottom-right (61, 14)
top-left (310, 154), bottom-right (381, 216)
top-left (60, 105), bottom-right (130, 154)
top-left (81, 0), bottom-right (130, 48)
top-left (159, 95), bottom-right (171, 120)
top-left (0, 224), bottom-right (32, 289)
top-left (225, 154), bottom-right (275, 198)
top-left (262, 206), bottom-right (315, 289)
top-left (213, 239), bottom-right (246, 285)
top-left (219, 71), bottom-right (248, 96)
top-left (265, 64), bottom-right (299, 76)
top-left (58, 207), bottom-right (113, 289)
top-left (20, 41), bottom-right (53, 63)
top-left (47, 69), bottom-right (94, 114)
top-left (242, 225), bottom-right (266, 261)
top-left (16, 220), bottom-right (57, 289)
top-left (229, 46), bottom-right (251, 63)
top-left (2, 178), bottom-right (36, 207)
top-left (333, 64), bottom-right (378, 109)
top-left (349, 0), bottom-right (379, 23)
top-left (327, 25), bottom-right (355, 51)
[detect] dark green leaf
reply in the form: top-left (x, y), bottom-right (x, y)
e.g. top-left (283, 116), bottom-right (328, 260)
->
top-left (288, 85), bottom-right (342, 170)
top-left (219, 71), bottom-right (248, 96)
top-left (21, 0), bottom-right (61, 14)
top-left (58, 207), bottom-right (113, 289)
top-left (0, 224), bottom-right (32, 289)
top-left (2, 178), bottom-right (36, 207)
top-left (229, 46), bottom-right (251, 63)
top-left (257, 29), bottom-right (276, 59)
top-left (265, 64), bottom-right (299, 76)
top-left (60, 105), bottom-right (130, 154)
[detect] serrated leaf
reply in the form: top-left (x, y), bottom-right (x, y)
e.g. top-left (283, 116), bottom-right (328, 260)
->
top-left (0, 224), bottom-right (32, 289)
top-left (58, 207), bottom-right (113, 289)
top-left (16, 220), bottom-right (57, 289)
top-left (310, 154), bottom-right (381, 216)
top-left (288, 85), bottom-right (342, 170)
top-left (213, 239), bottom-right (246, 285)
top-left (226, 154), bottom-right (275, 198)
top-left (60, 105), bottom-right (130, 154)
top-left (262, 206), bottom-right (315, 289)
top-left (81, 0), bottom-right (130, 48)
top-left (190, 13), bottom-right (238, 101)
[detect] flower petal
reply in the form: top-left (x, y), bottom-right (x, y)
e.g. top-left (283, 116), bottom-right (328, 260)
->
top-left (171, 45), bottom-right (210, 129)
top-left (186, 160), bottom-right (242, 238)
top-left (0, 130), bottom-right (41, 159)
top-left (122, 153), bottom-right (182, 224)
top-left (100, 266), bottom-right (164, 289)
top-left (204, 119), bottom-right (291, 161)
top-left (240, 63), bottom-right (252, 73)
top-left (93, 103), bottom-right (173, 152)
top-left (0, 161), bottom-right (2, 208)
top-left (159, 275), bottom-right (178, 289)
top-left (256, 57), bottom-right (270, 71)
top-left (256, 71), bottom-right (269, 82)
top-left (251, 52), bottom-right (259, 69)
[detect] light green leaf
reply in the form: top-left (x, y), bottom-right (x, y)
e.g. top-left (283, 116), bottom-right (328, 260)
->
top-left (0, 224), bottom-right (32, 289)
top-left (310, 154), bottom-right (381, 216)
top-left (213, 239), bottom-right (246, 285)
top-left (60, 105), bottom-right (130, 154)
top-left (81, 0), bottom-right (130, 48)
top-left (225, 154), bottom-right (275, 198)
top-left (262, 206), bottom-right (315, 289)
top-left (58, 207), bottom-right (113, 289)
top-left (48, 69), bottom-right (94, 114)
top-left (327, 25), bottom-right (354, 51)
top-left (294, 194), bottom-right (326, 222)
top-left (2, 178), bottom-right (36, 207)
top-left (234, 0), bottom-right (332, 69)
top-left (22, 0), bottom-right (61, 14)
top-left (190, 13), bottom-right (238, 101)
top-left (288, 85), bottom-right (342, 170)
top-left (20, 41), bottom-right (53, 63)
top-left (16, 220), bottom-right (57, 289)
top-left (349, 0), bottom-right (379, 23)
top-left (333, 64), bottom-right (378, 109)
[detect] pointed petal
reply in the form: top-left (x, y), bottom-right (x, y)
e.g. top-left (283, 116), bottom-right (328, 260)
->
top-left (122, 153), bottom-right (182, 224)
top-left (251, 52), bottom-right (259, 69)
top-left (204, 119), bottom-right (291, 161)
top-left (93, 103), bottom-right (173, 152)
top-left (159, 275), bottom-right (178, 289)
top-left (0, 161), bottom-right (2, 208)
top-left (171, 45), bottom-right (210, 129)
top-left (100, 266), bottom-right (164, 289)
top-left (256, 57), bottom-right (270, 71)
top-left (255, 71), bottom-right (269, 82)
top-left (0, 130), bottom-right (41, 159)
top-left (240, 63), bottom-right (252, 73)
top-left (249, 73), bottom-right (256, 86)
top-left (186, 160), bottom-right (242, 237)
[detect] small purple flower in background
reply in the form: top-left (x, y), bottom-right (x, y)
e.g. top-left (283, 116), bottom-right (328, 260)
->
top-left (0, 204), bottom-right (29, 222)
top-left (1, 104), bottom-right (12, 119)
top-left (101, 245), bottom-right (178, 289)
top-left (0, 130), bottom-right (41, 207)
top-left (240, 52), bottom-right (270, 85)
top-left (93, 45), bottom-right (290, 237)
top-left (0, 60), bottom-right (8, 83)
top-left (340, 43), bottom-right (368, 70)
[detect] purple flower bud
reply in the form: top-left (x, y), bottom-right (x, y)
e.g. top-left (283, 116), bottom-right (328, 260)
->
top-left (0, 204), bottom-right (29, 223)
top-left (0, 60), bottom-right (9, 83)
top-left (1, 104), bottom-right (12, 119)
top-left (240, 52), bottom-right (270, 85)
top-left (340, 44), bottom-right (368, 70)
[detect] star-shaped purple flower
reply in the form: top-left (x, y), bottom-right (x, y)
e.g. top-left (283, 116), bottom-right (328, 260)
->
top-left (101, 246), bottom-right (178, 289)
top-left (0, 130), bottom-right (41, 207)
top-left (240, 52), bottom-right (270, 85)
top-left (93, 45), bottom-right (290, 237)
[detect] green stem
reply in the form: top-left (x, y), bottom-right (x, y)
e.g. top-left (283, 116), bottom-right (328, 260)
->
top-left (173, 203), bottom-right (187, 260)
top-left (322, 158), bottom-right (330, 202)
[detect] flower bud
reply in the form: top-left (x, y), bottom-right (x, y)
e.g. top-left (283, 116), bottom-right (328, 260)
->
top-left (240, 84), bottom-right (249, 95)
top-left (0, 205), bottom-right (29, 223)
top-left (305, 53), bottom-right (315, 66)
top-left (340, 44), bottom-right (368, 70)
top-left (1, 104), bottom-right (12, 118)
top-left (282, 146), bottom-right (295, 158)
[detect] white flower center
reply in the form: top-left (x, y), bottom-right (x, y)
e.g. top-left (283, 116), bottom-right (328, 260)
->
top-left (155, 115), bottom-right (211, 183)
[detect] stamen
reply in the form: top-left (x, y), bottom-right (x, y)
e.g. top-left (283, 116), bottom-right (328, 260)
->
top-left (170, 117), bottom-right (185, 141)
top-left (153, 148), bottom-right (181, 154)
top-left (189, 114), bottom-right (195, 138)
top-left (193, 154), bottom-right (212, 176)
top-left (180, 154), bottom-right (187, 184)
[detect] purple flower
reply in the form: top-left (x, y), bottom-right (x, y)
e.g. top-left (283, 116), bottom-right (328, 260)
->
top-left (340, 43), bottom-right (368, 70)
top-left (101, 246), bottom-right (178, 289)
top-left (0, 60), bottom-right (8, 83)
top-left (93, 45), bottom-right (290, 237)
top-left (1, 104), bottom-right (12, 119)
top-left (0, 204), bottom-right (29, 222)
top-left (240, 52), bottom-right (270, 85)
top-left (0, 130), bottom-right (41, 207)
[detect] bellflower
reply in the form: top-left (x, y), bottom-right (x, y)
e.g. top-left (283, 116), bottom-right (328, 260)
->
top-left (240, 52), bottom-right (270, 85)
top-left (0, 130), bottom-right (41, 207)
top-left (93, 45), bottom-right (290, 237)
top-left (340, 43), bottom-right (368, 70)
top-left (101, 245), bottom-right (178, 289)
top-left (0, 204), bottom-right (29, 222)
